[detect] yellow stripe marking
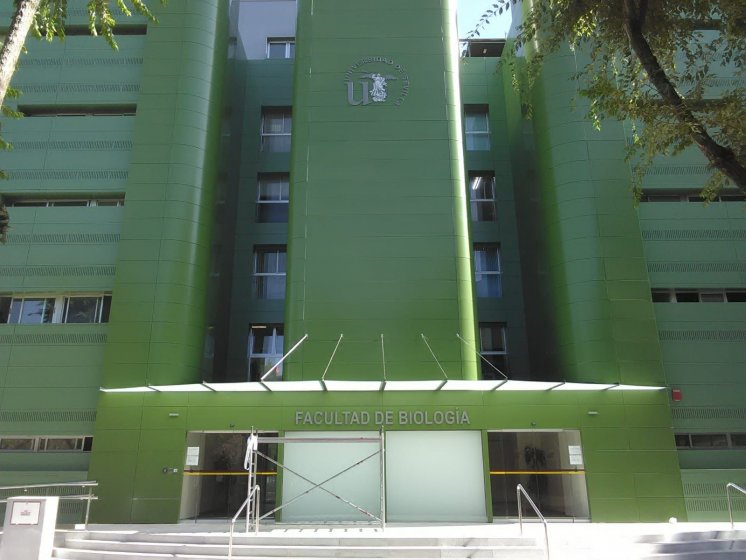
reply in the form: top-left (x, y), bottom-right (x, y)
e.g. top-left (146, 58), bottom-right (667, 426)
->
top-left (183, 471), bottom-right (277, 476)
top-left (489, 471), bottom-right (585, 475)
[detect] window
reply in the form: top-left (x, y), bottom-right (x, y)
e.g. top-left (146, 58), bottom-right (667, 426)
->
top-left (267, 38), bottom-right (295, 59)
top-left (7, 197), bottom-right (124, 207)
top-left (469, 173), bottom-right (496, 222)
top-left (479, 323), bottom-right (508, 379)
top-left (464, 106), bottom-right (491, 151)
top-left (460, 39), bottom-right (505, 57)
top-left (248, 324), bottom-right (284, 381)
top-left (7, 298), bottom-right (56, 324)
top-left (651, 289), bottom-right (746, 303)
top-left (639, 190), bottom-right (746, 203)
top-left (261, 108), bottom-right (292, 153)
top-left (0, 295), bottom-right (111, 324)
top-left (63, 296), bottom-right (112, 324)
top-left (474, 244), bottom-right (501, 297)
top-left (253, 246), bottom-right (286, 299)
top-left (0, 436), bottom-right (92, 452)
top-left (676, 433), bottom-right (746, 449)
top-left (18, 104), bottom-right (137, 117)
top-left (257, 174), bottom-right (290, 223)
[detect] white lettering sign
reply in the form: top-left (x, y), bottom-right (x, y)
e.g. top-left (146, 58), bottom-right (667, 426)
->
top-left (294, 409), bottom-right (470, 427)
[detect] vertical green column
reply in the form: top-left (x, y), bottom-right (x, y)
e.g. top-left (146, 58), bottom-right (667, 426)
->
top-left (285, 0), bottom-right (478, 381)
top-left (89, 1), bottom-right (227, 522)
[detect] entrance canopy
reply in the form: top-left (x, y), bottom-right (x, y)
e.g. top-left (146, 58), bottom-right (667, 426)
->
top-left (100, 380), bottom-right (665, 393)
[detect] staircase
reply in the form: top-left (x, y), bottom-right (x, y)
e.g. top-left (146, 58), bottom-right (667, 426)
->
top-left (53, 530), bottom-right (544, 560)
top-left (640, 529), bottom-right (746, 559)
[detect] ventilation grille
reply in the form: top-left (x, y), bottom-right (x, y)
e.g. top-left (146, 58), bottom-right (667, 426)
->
top-left (11, 140), bottom-right (132, 151)
top-left (646, 165), bottom-right (710, 176)
top-left (19, 57), bottom-right (143, 67)
top-left (14, 83), bottom-right (139, 94)
top-left (643, 230), bottom-right (746, 241)
top-left (0, 265), bottom-right (116, 277)
top-left (648, 262), bottom-right (746, 273)
top-left (672, 407), bottom-right (746, 420)
top-left (7, 170), bottom-right (128, 181)
top-left (685, 498), bottom-right (746, 512)
top-left (0, 410), bottom-right (97, 423)
top-left (659, 330), bottom-right (746, 342)
top-left (684, 482), bottom-right (746, 498)
top-left (10, 333), bottom-right (107, 345)
top-left (5, 233), bottom-right (120, 245)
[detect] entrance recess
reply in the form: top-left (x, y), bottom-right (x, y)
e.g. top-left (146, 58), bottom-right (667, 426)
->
top-left (488, 431), bottom-right (589, 519)
top-left (179, 432), bottom-right (278, 520)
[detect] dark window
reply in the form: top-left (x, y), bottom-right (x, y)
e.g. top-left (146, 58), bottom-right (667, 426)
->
top-left (675, 291), bottom-right (699, 303)
top-left (474, 244), bottom-right (501, 297)
top-left (690, 433), bottom-right (728, 448)
top-left (651, 289), bottom-right (671, 302)
top-left (254, 246), bottom-right (287, 299)
top-left (261, 108), bottom-right (292, 152)
top-left (674, 434), bottom-right (691, 448)
top-left (18, 104), bottom-right (137, 117)
top-left (479, 323), bottom-right (508, 379)
top-left (256, 174), bottom-right (290, 223)
top-left (248, 324), bottom-right (284, 381)
top-left (469, 173), bottom-right (496, 222)
top-left (462, 39), bottom-right (505, 57)
top-left (726, 292), bottom-right (746, 302)
top-left (730, 434), bottom-right (746, 447)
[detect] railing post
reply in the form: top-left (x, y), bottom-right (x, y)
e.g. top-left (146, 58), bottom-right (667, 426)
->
top-left (516, 485), bottom-right (523, 534)
top-left (84, 485), bottom-right (93, 528)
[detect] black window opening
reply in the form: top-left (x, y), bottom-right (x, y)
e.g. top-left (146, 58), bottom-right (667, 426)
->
top-left (461, 39), bottom-right (506, 57)
top-left (18, 105), bottom-right (137, 117)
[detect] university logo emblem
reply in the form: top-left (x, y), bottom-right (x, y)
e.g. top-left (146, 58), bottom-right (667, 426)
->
top-left (345, 57), bottom-right (410, 106)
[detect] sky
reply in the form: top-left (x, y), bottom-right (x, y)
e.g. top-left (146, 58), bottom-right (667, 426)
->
top-left (457, 0), bottom-right (513, 39)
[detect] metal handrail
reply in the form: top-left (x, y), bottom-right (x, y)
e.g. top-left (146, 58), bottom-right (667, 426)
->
top-left (516, 484), bottom-right (550, 560)
top-left (726, 482), bottom-right (746, 528)
top-left (0, 481), bottom-right (98, 528)
top-left (228, 485), bottom-right (260, 559)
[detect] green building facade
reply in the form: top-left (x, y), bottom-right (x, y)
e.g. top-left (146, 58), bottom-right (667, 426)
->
top-left (0, 0), bottom-right (743, 524)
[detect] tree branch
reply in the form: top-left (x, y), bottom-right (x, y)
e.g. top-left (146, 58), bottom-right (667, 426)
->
top-left (0, 0), bottom-right (43, 107)
top-left (621, 0), bottom-right (746, 191)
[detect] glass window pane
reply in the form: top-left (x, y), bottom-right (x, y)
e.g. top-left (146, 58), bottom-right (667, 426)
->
top-left (262, 135), bottom-right (291, 153)
top-left (288, 43), bottom-right (295, 58)
top-left (480, 325), bottom-right (506, 352)
top-left (19, 299), bottom-right (54, 324)
top-left (0, 438), bottom-right (35, 451)
top-left (51, 200), bottom-right (88, 207)
top-left (466, 133), bottom-right (491, 151)
top-left (263, 112), bottom-right (286, 133)
top-left (257, 204), bottom-right (289, 223)
top-left (101, 296), bottom-right (112, 323)
top-left (690, 433), bottom-right (728, 448)
top-left (12, 201), bottom-right (47, 207)
top-left (258, 276), bottom-right (286, 299)
top-left (465, 112), bottom-right (488, 132)
top-left (0, 297), bottom-right (11, 323)
top-left (476, 275), bottom-right (502, 298)
top-left (65, 297), bottom-right (100, 323)
top-left (475, 246), bottom-right (500, 272)
top-left (471, 201), bottom-right (495, 222)
top-left (43, 438), bottom-right (79, 451)
top-left (268, 42), bottom-right (285, 58)
top-left (9, 299), bottom-right (22, 323)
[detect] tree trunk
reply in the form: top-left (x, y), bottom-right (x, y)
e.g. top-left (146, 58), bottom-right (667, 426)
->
top-left (0, 0), bottom-right (42, 107)
top-left (621, 0), bottom-right (746, 192)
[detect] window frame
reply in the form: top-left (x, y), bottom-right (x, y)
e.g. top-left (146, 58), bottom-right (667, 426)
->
top-left (464, 105), bottom-right (491, 151)
top-left (266, 38), bottom-right (295, 59)
top-left (248, 324), bottom-right (284, 381)
top-left (253, 246), bottom-right (287, 300)
top-left (468, 172), bottom-right (497, 222)
top-left (260, 107), bottom-right (292, 153)
top-left (0, 435), bottom-right (92, 452)
top-left (256, 173), bottom-right (290, 223)
top-left (1, 294), bottom-right (112, 324)
top-left (478, 322), bottom-right (509, 379)
top-left (473, 243), bottom-right (502, 298)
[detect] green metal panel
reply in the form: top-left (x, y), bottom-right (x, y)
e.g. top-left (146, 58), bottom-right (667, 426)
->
top-left (284, 0), bottom-right (478, 382)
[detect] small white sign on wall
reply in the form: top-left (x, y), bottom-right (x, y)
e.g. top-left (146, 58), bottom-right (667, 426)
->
top-left (568, 445), bottom-right (584, 466)
top-left (185, 446), bottom-right (200, 467)
top-left (10, 502), bottom-right (41, 525)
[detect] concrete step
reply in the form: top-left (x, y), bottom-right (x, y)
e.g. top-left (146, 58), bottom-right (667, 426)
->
top-left (53, 550), bottom-right (544, 560)
top-left (68, 531), bottom-right (533, 547)
top-left (58, 538), bottom-right (542, 558)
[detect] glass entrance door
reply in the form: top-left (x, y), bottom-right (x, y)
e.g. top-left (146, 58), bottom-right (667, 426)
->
top-left (181, 432), bottom-right (277, 519)
top-left (487, 431), bottom-right (589, 519)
